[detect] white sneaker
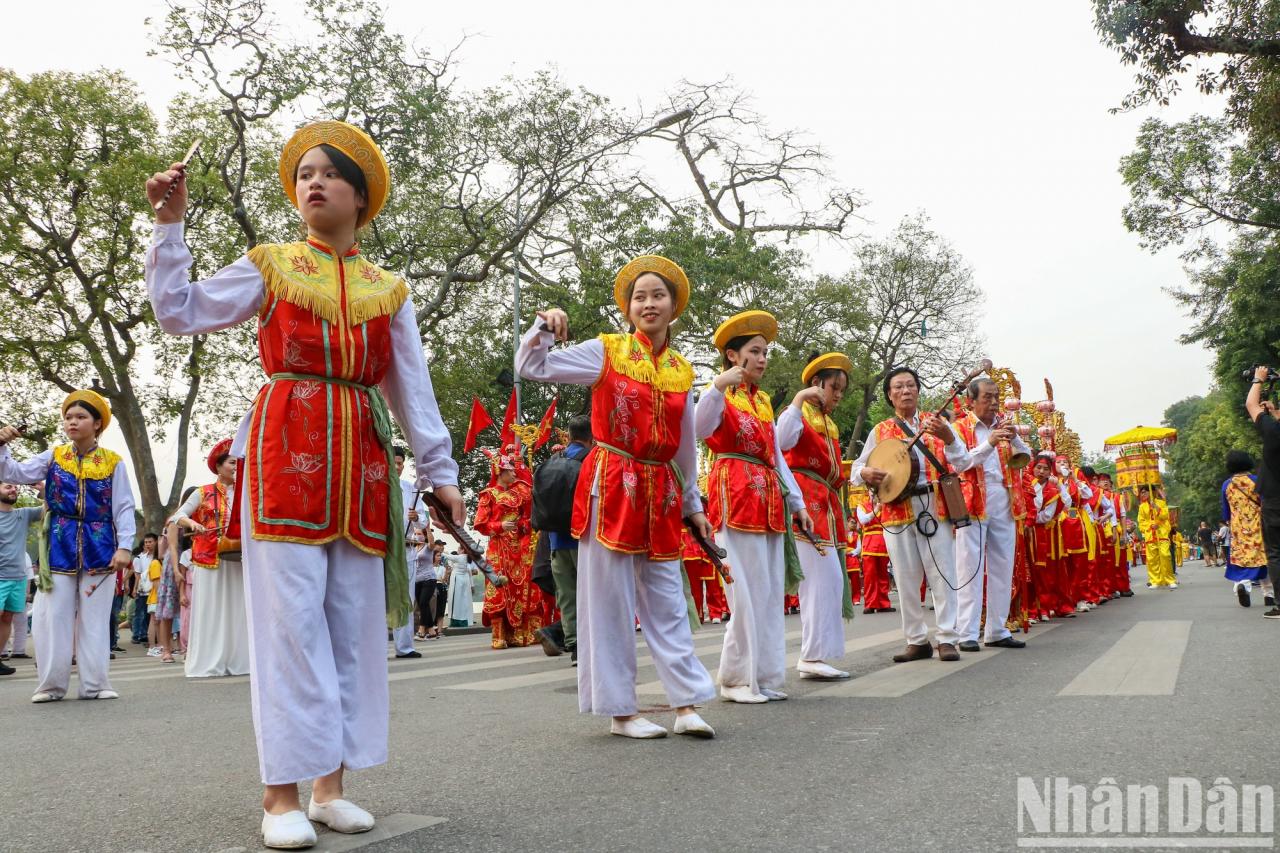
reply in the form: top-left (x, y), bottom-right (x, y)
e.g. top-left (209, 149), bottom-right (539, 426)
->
top-left (760, 688), bottom-right (789, 701)
top-left (88, 689), bottom-right (119, 700)
top-left (673, 712), bottom-right (716, 739)
top-left (31, 692), bottom-right (60, 704)
top-left (720, 685), bottom-right (768, 704)
top-left (261, 809), bottom-right (317, 849)
top-left (1076, 602), bottom-right (1091, 613)
top-left (797, 660), bottom-right (850, 680)
top-left (146, 647), bottom-right (161, 657)
top-left (307, 798), bottom-right (374, 834)
top-left (610, 716), bottom-right (668, 739)
top-left (1169, 582), bottom-right (1179, 589)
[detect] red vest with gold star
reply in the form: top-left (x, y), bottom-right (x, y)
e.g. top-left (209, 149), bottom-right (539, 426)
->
top-left (242, 239), bottom-right (408, 556)
top-left (781, 403), bottom-right (847, 546)
top-left (705, 385), bottom-right (787, 534)
top-left (571, 331), bottom-right (693, 561)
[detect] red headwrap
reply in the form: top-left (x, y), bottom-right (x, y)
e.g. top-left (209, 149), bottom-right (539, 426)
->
top-left (207, 438), bottom-right (234, 474)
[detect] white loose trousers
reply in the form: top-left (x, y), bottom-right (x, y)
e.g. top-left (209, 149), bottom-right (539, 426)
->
top-left (32, 570), bottom-right (114, 699)
top-left (577, 499), bottom-right (716, 716)
top-left (184, 560), bottom-right (251, 678)
top-left (715, 528), bottom-right (786, 693)
top-left (242, 534), bottom-right (388, 785)
top-left (883, 495), bottom-right (960, 646)
top-left (797, 541), bottom-right (846, 662)
top-left (955, 487), bottom-right (1017, 643)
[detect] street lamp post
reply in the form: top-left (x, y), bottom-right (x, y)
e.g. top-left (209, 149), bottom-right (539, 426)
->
top-left (509, 107), bottom-right (692, 428)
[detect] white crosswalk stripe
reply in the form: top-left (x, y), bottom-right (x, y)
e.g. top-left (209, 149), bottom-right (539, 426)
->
top-left (1057, 620), bottom-right (1192, 696)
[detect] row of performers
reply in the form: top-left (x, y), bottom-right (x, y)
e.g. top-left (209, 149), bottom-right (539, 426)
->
top-left (118, 119), bottom-right (1164, 847)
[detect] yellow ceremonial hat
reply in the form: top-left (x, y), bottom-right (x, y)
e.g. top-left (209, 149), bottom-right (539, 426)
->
top-left (61, 389), bottom-right (111, 432)
top-left (713, 310), bottom-right (778, 352)
top-left (279, 120), bottom-right (391, 227)
top-left (802, 352), bottom-right (853, 385)
top-left (613, 255), bottom-right (691, 321)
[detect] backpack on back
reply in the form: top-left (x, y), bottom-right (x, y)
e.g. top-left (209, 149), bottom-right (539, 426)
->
top-left (531, 448), bottom-right (585, 534)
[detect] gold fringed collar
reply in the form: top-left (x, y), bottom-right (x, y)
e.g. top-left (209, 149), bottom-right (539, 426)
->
top-left (248, 241), bottom-right (408, 326)
top-left (600, 333), bottom-right (693, 393)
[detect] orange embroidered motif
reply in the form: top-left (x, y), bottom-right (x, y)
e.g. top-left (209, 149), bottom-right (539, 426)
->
top-left (360, 265), bottom-right (382, 283)
top-left (290, 254), bottom-right (319, 276)
top-left (628, 347), bottom-right (645, 363)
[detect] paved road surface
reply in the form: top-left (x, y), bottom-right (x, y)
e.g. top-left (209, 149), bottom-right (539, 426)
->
top-left (1, 560), bottom-right (1274, 852)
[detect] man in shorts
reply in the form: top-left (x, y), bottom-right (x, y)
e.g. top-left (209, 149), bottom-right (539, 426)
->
top-left (0, 482), bottom-right (44, 675)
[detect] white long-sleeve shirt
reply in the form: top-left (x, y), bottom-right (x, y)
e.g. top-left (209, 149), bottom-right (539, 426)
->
top-left (846, 411), bottom-right (970, 488)
top-left (694, 385), bottom-right (804, 514)
top-left (144, 222), bottom-right (458, 490)
top-left (516, 320), bottom-right (701, 517)
top-left (0, 445), bottom-right (136, 550)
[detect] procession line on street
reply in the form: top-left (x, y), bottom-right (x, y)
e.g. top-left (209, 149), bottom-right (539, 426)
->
top-left (442, 627), bottom-right (809, 693)
top-left (811, 623), bottom-right (1063, 699)
top-left (1057, 620), bottom-right (1192, 697)
top-left (634, 627), bottom-right (903, 694)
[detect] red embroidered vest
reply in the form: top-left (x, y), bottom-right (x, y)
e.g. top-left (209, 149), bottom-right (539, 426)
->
top-left (244, 240), bottom-right (409, 557)
top-left (190, 482), bottom-right (233, 569)
top-left (571, 332), bottom-right (693, 561)
top-left (951, 413), bottom-right (1027, 523)
top-left (871, 418), bottom-right (952, 529)
top-left (781, 403), bottom-right (847, 546)
top-left (706, 385), bottom-right (786, 535)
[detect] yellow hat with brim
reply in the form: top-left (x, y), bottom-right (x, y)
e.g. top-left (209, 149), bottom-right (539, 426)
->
top-left (62, 389), bottom-right (111, 432)
top-left (713, 310), bottom-right (778, 352)
top-left (802, 352), bottom-right (853, 385)
top-left (613, 255), bottom-right (691, 321)
top-left (279, 120), bottom-right (390, 227)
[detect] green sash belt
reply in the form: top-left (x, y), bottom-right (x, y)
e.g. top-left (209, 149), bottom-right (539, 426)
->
top-left (270, 372), bottom-right (410, 629)
top-left (711, 452), bottom-right (805, 594)
top-left (786, 466), bottom-right (854, 619)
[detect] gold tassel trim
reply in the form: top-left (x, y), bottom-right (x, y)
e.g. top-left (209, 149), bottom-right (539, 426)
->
top-left (248, 243), bottom-right (407, 327)
top-left (600, 333), bottom-right (693, 393)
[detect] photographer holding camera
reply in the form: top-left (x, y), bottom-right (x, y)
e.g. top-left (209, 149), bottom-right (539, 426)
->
top-left (1244, 365), bottom-right (1280, 618)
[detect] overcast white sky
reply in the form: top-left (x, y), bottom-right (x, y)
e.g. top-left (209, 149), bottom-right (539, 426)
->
top-left (8, 1), bottom-right (1221, 485)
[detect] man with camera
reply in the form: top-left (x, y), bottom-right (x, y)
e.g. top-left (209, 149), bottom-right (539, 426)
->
top-left (1245, 365), bottom-right (1280, 618)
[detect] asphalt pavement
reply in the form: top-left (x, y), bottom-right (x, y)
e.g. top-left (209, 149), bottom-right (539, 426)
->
top-left (0, 559), bottom-right (1274, 853)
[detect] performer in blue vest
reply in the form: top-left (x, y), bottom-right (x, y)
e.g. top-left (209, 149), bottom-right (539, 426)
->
top-left (0, 390), bottom-right (136, 703)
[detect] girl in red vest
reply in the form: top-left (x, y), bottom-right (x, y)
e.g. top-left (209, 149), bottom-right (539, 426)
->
top-left (854, 488), bottom-right (894, 613)
top-left (171, 438), bottom-right (249, 679)
top-left (146, 121), bottom-right (465, 848)
top-left (696, 311), bottom-right (810, 703)
top-left (778, 352), bottom-right (853, 680)
top-left (518, 256), bottom-right (717, 739)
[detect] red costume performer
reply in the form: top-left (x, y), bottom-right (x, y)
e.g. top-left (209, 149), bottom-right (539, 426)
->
top-left (475, 455), bottom-right (543, 649)
top-left (682, 528), bottom-right (730, 622)
top-left (853, 489), bottom-right (892, 613)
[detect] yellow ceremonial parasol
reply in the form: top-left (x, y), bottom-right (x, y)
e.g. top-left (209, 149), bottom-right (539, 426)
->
top-left (1102, 426), bottom-right (1177, 450)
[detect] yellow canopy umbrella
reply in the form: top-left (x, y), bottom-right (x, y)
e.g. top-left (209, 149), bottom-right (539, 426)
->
top-left (1102, 426), bottom-right (1178, 450)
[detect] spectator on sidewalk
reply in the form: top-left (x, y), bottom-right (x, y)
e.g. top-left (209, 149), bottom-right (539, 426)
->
top-left (0, 482), bottom-right (43, 676)
top-left (131, 533), bottom-right (158, 645)
top-left (1245, 365), bottom-right (1280, 617)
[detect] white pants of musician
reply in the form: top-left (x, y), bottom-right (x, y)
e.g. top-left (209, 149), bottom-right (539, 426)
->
top-left (716, 528), bottom-right (785, 693)
top-left (392, 557), bottom-right (415, 654)
top-left (185, 560), bottom-right (251, 678)
top-left (32, 570), bottom-right (114, 699)
top-left (798, 540), bottom-right (846, 662)
top-left (883, 495), bottom-right (959, 646)
top-left (955, 495), bottom-right (1017, 644)
top-left (577, 499), bottom-right (716, 716)
top-left (242, 534), bottom-right (388, 785)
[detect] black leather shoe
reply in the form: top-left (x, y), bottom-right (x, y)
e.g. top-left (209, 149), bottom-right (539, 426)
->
top-left (985, 636), bottom-right (1027, 648)
top-left (395, 650), bottom-right (422, 659)
top-left (892, 643), bottom-right (933, 663)
top-left (957, 640), bottom-right (981, 652)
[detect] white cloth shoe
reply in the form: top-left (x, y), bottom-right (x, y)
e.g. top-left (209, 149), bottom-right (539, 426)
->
top-left (30, 692), bottom-right (60, 704)
top-left (1076, 602), bottom-right (1091, 613)
top-left (720, 685), bottom-right (768, 704)
top-left (797, 660), bottom-right (850, 680)
top-left (610, 717), bottom-right (668, 739)
top-left (1169, 582), bottom-right (1179, 589)
top-left (760, 688), bottom-right (788, 701)
top-left (87, 689), bottom-right (119, 700)
top-left (261, 809), bottom-right (317, 849)
top-left (307, 798), bottom-right (374, 834)
top-left (673, 712), bottom-right (716, 739)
